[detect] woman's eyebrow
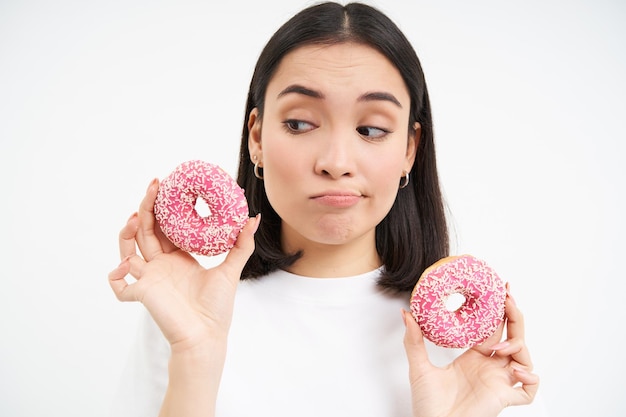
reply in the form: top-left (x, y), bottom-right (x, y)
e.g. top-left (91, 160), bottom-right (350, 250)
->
top-left (358, 91), bottom-right (402, 108)
top-left (277, 84), bottom-right (402, 108)
top-left (277, 84), bottom-right (324, 99)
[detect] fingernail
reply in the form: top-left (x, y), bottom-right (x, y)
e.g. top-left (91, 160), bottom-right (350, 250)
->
top-left (127, 212), bottom-right (138, 222)
top-left (511, 365), bottom-right (528, 375)
top-left (506, 282), bottom-right (517, 305)
top-left (118, 255), bottom-right (132, 268)
top-left (147, 178), bottom-right (158, 193)
top-left (490, 341), bottom-right (510, 350)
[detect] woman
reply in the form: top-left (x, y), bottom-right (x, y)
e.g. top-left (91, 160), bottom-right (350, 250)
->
top-left (109, 2), bottom-right (542, 416)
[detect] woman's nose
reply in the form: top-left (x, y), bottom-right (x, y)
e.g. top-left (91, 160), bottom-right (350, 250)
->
top-left (313, 129), bottom-right (357, 179)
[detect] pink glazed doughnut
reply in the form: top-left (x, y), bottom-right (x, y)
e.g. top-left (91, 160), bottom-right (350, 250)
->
top-left (154, 160), bottom-right (249, 256)
top-left (409, 254), bottom-right (506, 348)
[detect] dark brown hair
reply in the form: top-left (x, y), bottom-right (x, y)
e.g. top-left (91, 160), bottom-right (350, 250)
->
top-left (237, 2), bottom-right (449, 292)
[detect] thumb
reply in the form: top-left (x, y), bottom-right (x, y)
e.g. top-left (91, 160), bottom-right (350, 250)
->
top-left (221, 214), bottom-right (260, 280)
top-left (402, 309), bottom-right (432, 375)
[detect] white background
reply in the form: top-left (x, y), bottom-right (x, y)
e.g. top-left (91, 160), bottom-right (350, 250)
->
top-left (1, 0), bottom-right (624, 416)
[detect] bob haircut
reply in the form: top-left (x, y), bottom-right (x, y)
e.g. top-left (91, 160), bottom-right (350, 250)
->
top-left (237, 1), bottom-right (449, 292)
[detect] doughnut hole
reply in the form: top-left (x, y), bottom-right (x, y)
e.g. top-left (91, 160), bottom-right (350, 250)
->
top-left (194, 197), bottom-right (212, 218)
top-left (444, 291), bottom-right (467, 312)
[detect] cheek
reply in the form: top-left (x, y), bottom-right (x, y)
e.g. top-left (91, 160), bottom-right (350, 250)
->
top-left (369, 148), bottom-right (406, 184)
top-left (265, 135), bottom-right (303, 176)
top-left (367, 154), bottom-right (405, 207)
top-left (374, 169), bottom-right (401, 206)
top-left (262, 145), bottom-right (306, 207)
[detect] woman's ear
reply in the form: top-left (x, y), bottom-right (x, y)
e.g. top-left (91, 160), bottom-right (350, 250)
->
top-left (405, 122), bottom-right (420, 172)
top-left (248, 108), bottom-right (262, 157)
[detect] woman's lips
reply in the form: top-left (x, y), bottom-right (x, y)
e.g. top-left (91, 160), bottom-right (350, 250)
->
top-left (311, 193), bottom-right (362, 208)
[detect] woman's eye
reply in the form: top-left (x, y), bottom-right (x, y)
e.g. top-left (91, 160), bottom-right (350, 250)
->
top-left (356, 126), bottom-right (389, 139)
top-left (283, 119), bottom-right (315, 134)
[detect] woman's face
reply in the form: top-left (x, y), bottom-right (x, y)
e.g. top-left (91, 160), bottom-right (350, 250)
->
top-left (249, 42), bottom-right (417, 267)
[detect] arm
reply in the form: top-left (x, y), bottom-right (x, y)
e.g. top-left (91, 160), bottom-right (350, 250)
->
top-left (109, 179), bottom-right (260, 417)
top-left (158, 343), bottom-right (225, 417)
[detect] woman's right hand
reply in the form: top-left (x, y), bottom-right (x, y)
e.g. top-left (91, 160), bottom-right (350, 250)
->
top-left (108, 178), bottom-right (260, 355)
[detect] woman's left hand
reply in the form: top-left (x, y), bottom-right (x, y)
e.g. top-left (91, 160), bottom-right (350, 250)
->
top-left (402, 286), bottom-right (539, 417)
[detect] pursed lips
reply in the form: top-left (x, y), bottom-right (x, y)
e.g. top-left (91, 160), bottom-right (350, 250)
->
top-left (310, 191), bottom-right (363, 208)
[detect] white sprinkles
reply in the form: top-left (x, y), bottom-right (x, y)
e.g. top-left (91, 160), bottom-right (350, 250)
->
top-left (154, 160), bottom-right (249, 256)
top-left (410, 255), bottom-right (507, 348)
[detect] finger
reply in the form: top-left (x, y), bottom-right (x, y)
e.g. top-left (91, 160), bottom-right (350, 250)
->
top-left (508, 366), bottom-right (540, 406)
top-left (119, 212), bottom-right (140, 260)
top-left (502, 293), bottom-right (533, 369)
top-left (136, 178), bottom-right (166, 261)
top-left (402, 309), bottom-right (432, 375)
top-left (221, 214), bottom-right (261, 283)
top-left (490, 339), bottom-right (533, 370)
top-left (108, 257), bottom-right (137, 302)
top-left (504, 288), bottom-right (525, 341)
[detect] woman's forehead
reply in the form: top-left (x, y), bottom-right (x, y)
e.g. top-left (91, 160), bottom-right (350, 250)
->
top-left (267, 42), bottom-right (409, 104)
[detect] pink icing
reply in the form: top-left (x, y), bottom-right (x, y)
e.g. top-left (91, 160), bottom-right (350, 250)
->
top-left (409, 255), bottom-right (506, 348)
top-left (154, 160), bottom-right (249, 256)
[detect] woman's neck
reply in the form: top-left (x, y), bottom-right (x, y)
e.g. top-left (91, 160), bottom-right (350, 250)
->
top-left (283, 237), bottom-right (382, 278)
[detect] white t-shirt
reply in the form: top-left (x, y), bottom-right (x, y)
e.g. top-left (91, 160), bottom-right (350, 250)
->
top-left (110, 268), bottom-right (549, 416)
